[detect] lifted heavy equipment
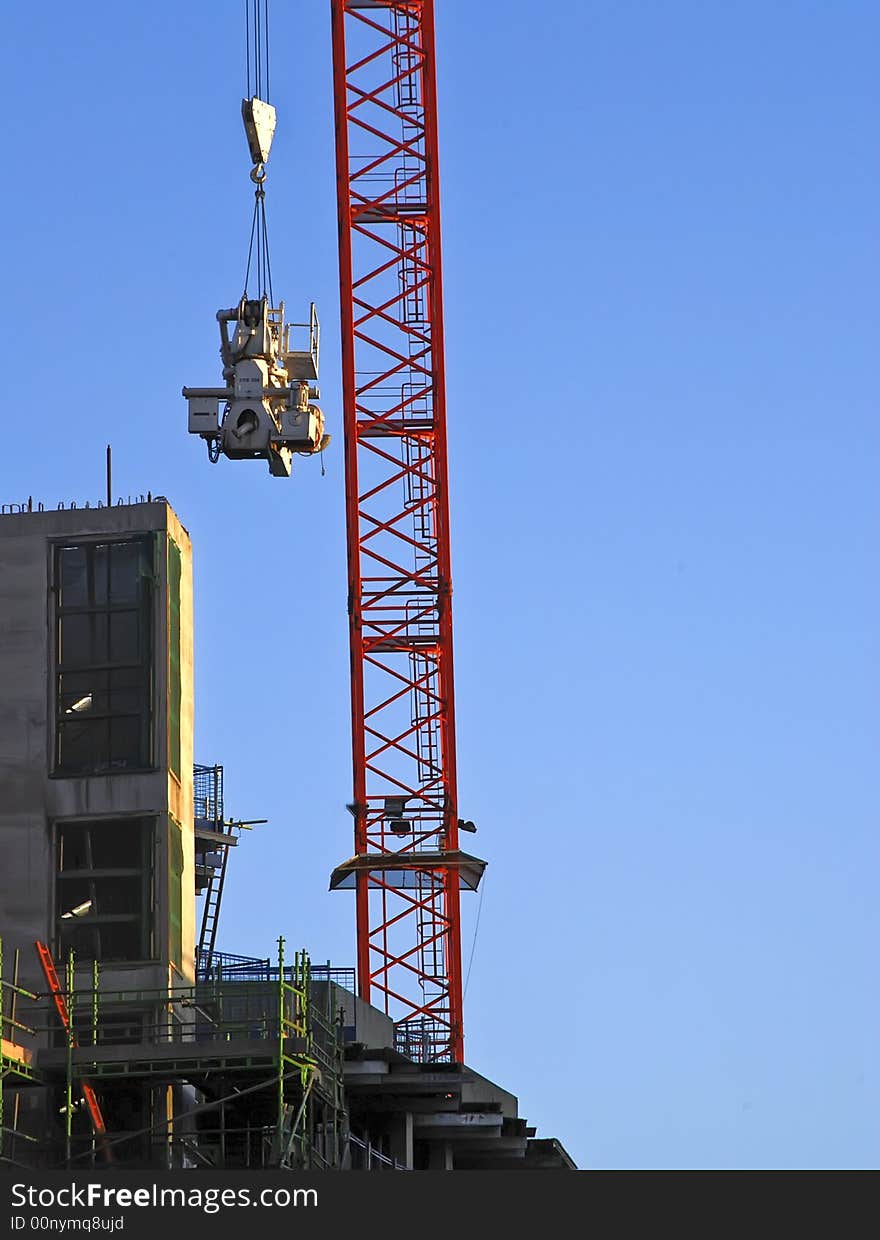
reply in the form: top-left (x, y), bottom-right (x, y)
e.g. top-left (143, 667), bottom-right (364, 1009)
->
top-left (183, 55), bottom-right (328, 476)
top-left (184, 294), bottom-right (327, 478)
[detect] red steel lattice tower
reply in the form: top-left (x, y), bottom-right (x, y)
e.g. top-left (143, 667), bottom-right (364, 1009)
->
top-left (330, 0), bottom-right (483, 1064)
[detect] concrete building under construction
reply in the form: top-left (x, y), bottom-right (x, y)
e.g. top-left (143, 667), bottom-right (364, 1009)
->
top-left (0, 500), bottom-right (574, 1171)
top-left (1, 0), bottom-right (576, 1175)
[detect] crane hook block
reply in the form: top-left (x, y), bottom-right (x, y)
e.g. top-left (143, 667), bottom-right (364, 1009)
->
top-left (242, 97), bottom-right (276, 166)
top-left (183, 296), bottom-right (326, 479)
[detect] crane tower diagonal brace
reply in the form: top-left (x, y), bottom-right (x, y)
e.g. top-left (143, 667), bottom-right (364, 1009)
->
top-left (330, 0), bottom-right (484, 1066)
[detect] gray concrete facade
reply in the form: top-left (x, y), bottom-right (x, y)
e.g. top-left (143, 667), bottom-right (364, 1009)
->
top-left (0, 501), bottom-right (195, 1005)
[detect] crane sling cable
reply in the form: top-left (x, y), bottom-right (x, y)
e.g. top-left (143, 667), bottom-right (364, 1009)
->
top-left (241, 0), bottom-right (275, 301)
top-left (34, 939), bottom-right (113, 1161)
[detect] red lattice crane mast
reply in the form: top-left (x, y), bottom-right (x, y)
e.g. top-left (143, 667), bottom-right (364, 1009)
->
top-left (329, 0), bottom-right (484, 1064)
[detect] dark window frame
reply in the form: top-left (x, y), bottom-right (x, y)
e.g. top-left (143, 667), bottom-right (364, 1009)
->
top-left (54, 817), bottom-right (155, 964)
top-left (52, 536), bottom-right (155, 776)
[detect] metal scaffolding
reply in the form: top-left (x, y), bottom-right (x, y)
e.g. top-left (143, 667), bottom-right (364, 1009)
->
top-left (0, 937), bottom-right (349, 1170)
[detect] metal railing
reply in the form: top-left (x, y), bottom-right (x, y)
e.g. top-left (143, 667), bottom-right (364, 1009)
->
top-left (347, 1131), bottom-right (410, 1171)
top-left (198, 951), bottom-right (355, 995)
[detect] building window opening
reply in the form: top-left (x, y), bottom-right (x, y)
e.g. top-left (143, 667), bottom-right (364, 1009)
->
top-left (56, 819), bottom-right (152, 963)
top-left (54, 538), bottom-right (153, 775)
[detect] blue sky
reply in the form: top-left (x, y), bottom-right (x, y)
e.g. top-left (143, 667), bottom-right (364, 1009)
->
top-left (1, 1), bottom-right (877, 1169)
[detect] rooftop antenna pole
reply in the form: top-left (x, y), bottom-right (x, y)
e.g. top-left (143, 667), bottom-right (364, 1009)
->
top-left (105, 445), bottom-right (112, 507)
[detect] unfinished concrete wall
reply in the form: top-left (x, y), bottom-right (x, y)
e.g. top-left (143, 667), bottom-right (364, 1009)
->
top-left (165, 503), bottom-right (195, 987)
top-left (311, 982), bottom-right (395, 1049)
top-left (0, 501), bottom-right (195, 1001)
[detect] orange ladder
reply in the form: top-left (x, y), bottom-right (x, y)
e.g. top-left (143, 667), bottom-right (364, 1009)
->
top-left (34, 940), bottom-right (112, 1154)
